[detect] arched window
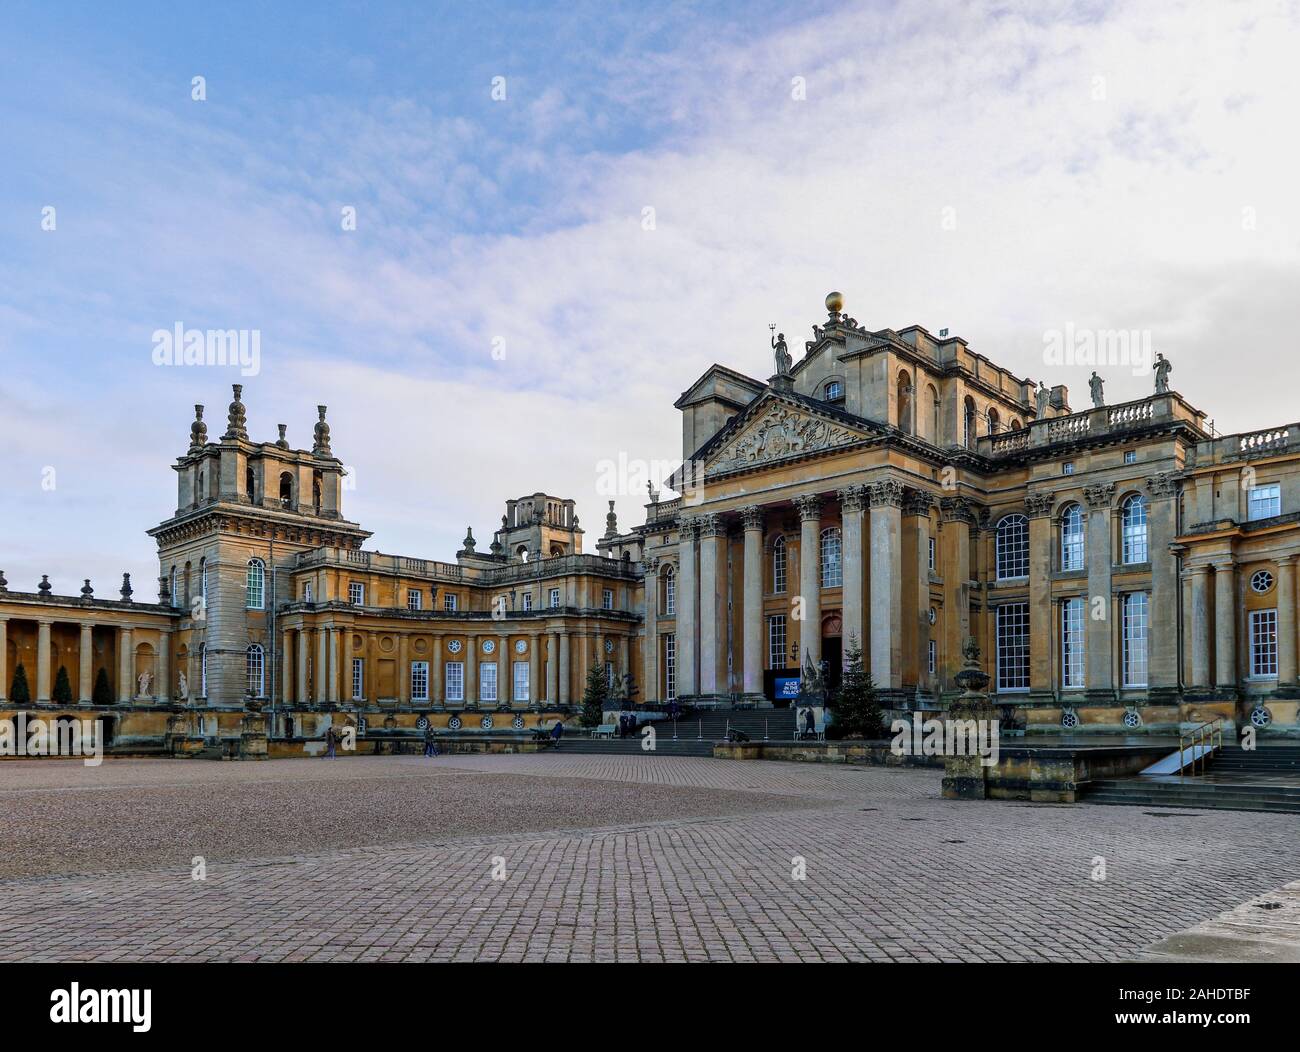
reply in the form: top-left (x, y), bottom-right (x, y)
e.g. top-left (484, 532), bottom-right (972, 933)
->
top-left (169, 565), bottom-right (178, 608)
top-left (964, 397), bottom-right (977, 449)
top-left (279, 471), bottom-right (294, 508)
top-left (312, 470), bottom-right (323, 512)
top-left (996, 514), bottom-right (1029, 580)
top-left (928, 384), bottom-right (941, 443)
top-left (1010, 418), bottom-right (1022, 431)
top-left (772, 535), bottom-right (787, 594)
top-left (1121, 494), bottom-right (1148, 564)
top-left (246, 643), bottom-right (264, 697)
top-left (245, 464), bottom-right (256, 500)
top-left (1060, 504), bottom-right (1085, 571)
top-left (824, 380), bottom-right (844, 402)
top-left (199, 557), bottom-right (208, 605)
top-left (986, 407), bottom-right (1001, 435)
top-left (897, 372), bottom-right (914, 434)
top-left (199, 642), bottom-right (208, 697)
top-left (820, 527), bottom-right (843, 588)
top-left (246, 558), bottom-right (265, 609)
top-left (183, 561), bottom-right (192, 606)
top-left (663, 564), bottom-right (676, 615)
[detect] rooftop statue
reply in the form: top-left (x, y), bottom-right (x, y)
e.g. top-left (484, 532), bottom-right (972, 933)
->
top-left (1035, 380), bottom-right (1049, 417)
top-left (1089, 371), bottom-right (1105, 408)
top-left (1153, 352), bottom-right (1173, 394)
top-left (771, 329), bottom-right (792, 376)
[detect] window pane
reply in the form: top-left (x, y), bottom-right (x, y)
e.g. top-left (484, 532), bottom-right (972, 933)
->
top-left (513, 661), bottom-right (530, 701)
top-left (1121, 496), bottom-right (1148, 564)
top-left (772, 538), bottom-right (786, 594)
top-left (996, 515), bottom-right (1029, 580)
top-left (1122, 593), bottom-right (1149, 686)
top-left (1060, 505), bottom-right (1084, 572)
top-left (768, 615), bottom-right (786, 670)
top-left (996, 602), bottom-right (1030, 691)
top-left (1061, 597), bottom-right (1086, 688)
top-left (1251, 610), bottom-right (1278, 677)
top-left (480, 663), bottom-right (497, 702)
top-left (445, 662), bottom-right (464, 701)
top-left (664, 634), bottom-right (676, 700)
top-left (820, 527), bottom-right (842, 588)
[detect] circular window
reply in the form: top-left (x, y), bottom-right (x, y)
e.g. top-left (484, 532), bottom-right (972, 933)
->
top-left (514, 639), bottom-right (527, 654)
top-left (447, 640), bottom-right (463, 654)
top-left (448, 714), bottom-right (462, 730)
top-left (927, 607), bottom-right (937, 625)
top-left (480, 714), bottom-right (493, 730)
top-left (1250, 706), bottom-right (1272, 728)
top-left (1123, 710), bottom-right (1142, 729)
top-left (1250, 569), bottom-right (1275, 594)
top-left (415, 715), bottom-right (429, 730)
top-left (1061, 710), bottom-right (1079, 729)
top-left (482, 639), bottom-right (496, 654)
top-left (511, 714), bottom-right (525, 730)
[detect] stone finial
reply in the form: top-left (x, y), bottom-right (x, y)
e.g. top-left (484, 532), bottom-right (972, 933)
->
top-left (189, 405), bottom-right (208, 452)
top-left (0, 568), bottom-right (7, 591)
top-left (38, 574), bottom-right (52, 597)
top-left (120, 572), bottom-right (133, 600)
top-left (312, 405), bottom-right (332, 457)
top-left (460, 527), bottom-right (477, 554)
top-left (223, 384), bottom-right (248, 440)
top-left (604, 501), bottom-right (619, 538)
top-left (81, 579), bottom-right (94, 599)
top-left (647, 480), bottom-right (659, 504)
top-left (276, 424), bottom-right (289, 449)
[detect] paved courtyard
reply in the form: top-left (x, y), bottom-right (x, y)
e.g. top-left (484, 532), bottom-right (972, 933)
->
top-left (1, 754), bottom-right (1297, 962)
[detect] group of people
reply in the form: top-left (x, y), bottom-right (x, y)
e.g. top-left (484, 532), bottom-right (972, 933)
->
top-left (616, 712), bottom-right (639, 738)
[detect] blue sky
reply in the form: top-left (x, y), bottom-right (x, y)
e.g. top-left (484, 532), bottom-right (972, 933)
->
top-left (2, 0), bottom-right (1298, 596)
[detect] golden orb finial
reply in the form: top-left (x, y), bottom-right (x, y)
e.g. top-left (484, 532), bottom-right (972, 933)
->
top-left (825, 290), bottom-right (844, 314)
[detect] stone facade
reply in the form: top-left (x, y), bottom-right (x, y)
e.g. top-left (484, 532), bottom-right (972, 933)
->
top-left (3, 293), bottom-right (1299, 743)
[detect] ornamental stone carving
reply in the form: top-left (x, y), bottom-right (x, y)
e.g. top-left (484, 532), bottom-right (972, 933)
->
top-left (902, 489), bottom-right (935, 517)
top-left (223, 384), bottom-right (248, 441)
top-left (313, 405), bottom-right (332, 457)
top-left (836, 485), bottom-right (867, 514)
top-left (1083, 482), bottom-right (1116, 509)
top-left (740, 505), bottom-right (765, 531)
top-left (793, 494), bottom-right (823, 521)
top-left (939, 496), bottom-right (978, 525)
top-left (868, 478), bottom-right (904, 508)
top-left (710, 403), bottom-right (862, 475)
top-left (1145, 472), bottom-right (1178, 498)
top-left (189, 404), bottom-right (208, 452)
top-left (1025, 492), bottom-right (1056, 519)
top-left (698, 513), bottom-right (727, 539)
top-left (675, 515), bottom-right (700, 540)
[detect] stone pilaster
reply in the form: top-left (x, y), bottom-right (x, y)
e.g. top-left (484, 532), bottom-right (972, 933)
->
top-left (432, 634), bottom-right (444, 704)
top-left (0, 618), bottom-right (8, 701)
top-left (939, 497), bottom-right (977, 688)
top-left (1186, 566), bottom-right (1212, 692)
top-left (643, 559), bottom-right (660, 703)
top-left (868, 479), bottom-right (904, 691)
top-left (904, 489), bottom-right (935, 689)
top-left (838, 487), bottom-right (867, 657)
top-left (547, 633), bottom-right (559, 703)
top-left (558, 632), bottom-right (571, 704)
top-left (281, 628), bottom-right (293, 704)
top-left (465, 635), bottom-right (478, 705)
top-left (1214, 559), bottom-right (1237, 693)
top-left (296, 630), bottom-right (310, 705)
top-left (794, 494), bottom-right (823, 668)
top-left (1278, 556), bottom-right (1297, 694)
top-left (697, 513), bottom-right (725, 699)
top-left (1026, 491), bottom-right (1055, 699)
top-left (112, 624), bottom-right (130, 704)
top-left (157, 629), bottom-right (170, 705)
top-left (1145, 473), bottom-right (1181, 699)
top-left (79, 623), bottom-right (94, 703)
top-left (1083, 483), bottom-right (1115, 702)
top-left (675, 516), bottom-right (699, 698)
top-left (740, 507), bottom-right (766, 703)
top-left (328, 627), bottom-right (341, 704)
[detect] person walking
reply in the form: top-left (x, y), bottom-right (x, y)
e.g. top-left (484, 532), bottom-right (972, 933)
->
top-left (423, 723), bottom-right (438, 758)
top-left (325, 725), bottom-right (337, 759)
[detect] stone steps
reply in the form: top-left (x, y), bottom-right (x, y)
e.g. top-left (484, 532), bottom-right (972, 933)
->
top-left (1083, 778), bottom-right (1300, 814)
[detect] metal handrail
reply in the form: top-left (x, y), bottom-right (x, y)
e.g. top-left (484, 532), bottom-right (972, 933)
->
top-left (1178, 716), bottom-right (1224, 778)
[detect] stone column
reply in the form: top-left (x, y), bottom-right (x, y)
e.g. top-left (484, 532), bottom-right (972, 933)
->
top-left (1278, 555), bottom-right (1297, 690)
top-left (697, 513), bottom-right (724, 699)
top-left (157, 629), bottom-right (170, 705)
top-left (465, 636), bottom-right (478, 704)
top-left (432, 635), bottom-right (444, 704)
top-left (1145, 473), bottom-right (1180, 696)
top-left (1214, 559), bottom-right (1237, 692)
top-left (740, 506), bottom-right (765, 702)
top-left (498, 634), bottom-right (509, 703)
top-left (1188, 566), bottom-right (1212, 690)
top-left (940, 497), bottom-right (977, 686)
top-left (315, 627), bottom-right (328, 703)
top-left (905, 490), bottom-right (935, 689)
top-left (529, 634), bottom-right (542, 705)
top-left (676, 516), bottom-right (699, 698)
top-left (868, 480), bottom-right (904, 690)
top-left (0, 618), bottom-right (7, 701)
top-left (112, 624), bottom-right (130, 704)
top-left (838, 488), bottom-right (866, 658)
top-left (281, 628), bottom-right (294, 703)
top-left (397, 633), bottom-right (410, 704)
top-left (558, 633), bottom-right (571, 704)
top-left (547, 633), bottom-right (559, 703)
top-left (328, 627), bottom-right (341, 704)
top-left (79, 623), bottom-right (94, 703)
top-left (296, 629), bottom-right (309, 705)
top-left (1084, 483), bottom-right (1116, 701)
top-left (1026, 492), bottom-right (1055, 697)
top-left (794, 494), bottom-right (823, 668)
top-left (643, 561), bottom-right (660, 703)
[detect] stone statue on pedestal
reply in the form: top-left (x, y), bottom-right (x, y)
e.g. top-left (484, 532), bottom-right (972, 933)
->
top-left (771, 331), bottom-right (792, 376)
top-left (177, 671), bottom-right (189, 702)
top-left (137, 669), bottom-right (152, 698)
top-left (1088, 371), bottom-right (1105, 408)
top-left (1035, 381), bottom-right (1049, 417)
top-left (1153, 352), bottom-right (1172, 394)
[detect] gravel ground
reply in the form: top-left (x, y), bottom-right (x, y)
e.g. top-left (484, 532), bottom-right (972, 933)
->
top-left (0, 756), bottom-right (812, 880)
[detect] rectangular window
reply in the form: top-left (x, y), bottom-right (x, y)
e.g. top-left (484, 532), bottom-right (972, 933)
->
top-left (1248, 484), bottom-right (1281, 521)
top-left (1250, 609), bottom-right (1278, 678)
top-left (1121, 592), bottom-right (1149, 687)
top-left (773, 541), bottom-right (787, 594)
top-left (480, 662), bottom-right (498, 702)
top-left (349, 582), bottom-right (364, 605)
top-left (303, 581), bottom-right (313, 602)
top-left (995, 602), bottom-right (1030, 692)
top-left (407, 588), bottom-right (422, 611)
top-left (445, 661), bottom-right (464, 702)
top-left (513, 661), bottom-right (530, 701)
top-left (1123, 450), bottom-right (1137, 464)
top-left (1061, 597), bottom-right (1086, 689)
top-left (522, 592), bottom-right (533, 611)
top-left (1062, 462), bottom-right (1075, 475)
top-left (927, 639), bottom-right (937, 675)
top-left (768, 615), bottom-right (787, 670)
top-left (411, 660), bottom-right (429, 701)
top-left (664, 575), bottom-right (675, 614)
top-left (602, 589), bottom-right (614, 610)
top-left (664, 634), bottom-right (676, 701)
top-left (351, 657), bottom-right (364, 701)
top-left (605, 661), bottom-right (614, 688)
top-left (444, 593), bottom-right (458, 612)
top-left (928, 537), bottom-right (936, 572)
top-left (549, 588), bottom-right (561, 609)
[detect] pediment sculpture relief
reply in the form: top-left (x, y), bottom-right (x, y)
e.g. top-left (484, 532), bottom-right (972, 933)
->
top-left (710, 403), bottom-right (862, 474)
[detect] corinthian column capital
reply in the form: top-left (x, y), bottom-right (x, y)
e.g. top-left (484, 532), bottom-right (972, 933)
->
top-left (1084, 482), bottom-right (1116, 510)
top-left (793, 494), bottom-right (823, 521)
top-left (867, 478), bottom-right (904, 508)
top-left (740, 505), bottom-right (765, 532)
top-left (836, 485), bottom-right (867, 514)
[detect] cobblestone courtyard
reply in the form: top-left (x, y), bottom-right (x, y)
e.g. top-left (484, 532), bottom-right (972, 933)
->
top-left (1, 754), bottom-right (1297, 962)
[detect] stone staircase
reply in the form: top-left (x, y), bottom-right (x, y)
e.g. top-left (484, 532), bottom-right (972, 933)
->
top-left (1083, 743), bottom-right (1300, 814)
top-left (551, 707), bottom-right (798, 757)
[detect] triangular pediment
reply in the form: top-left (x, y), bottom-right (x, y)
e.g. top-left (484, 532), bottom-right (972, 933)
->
top-left (697, 394), bottom-right (877, 478)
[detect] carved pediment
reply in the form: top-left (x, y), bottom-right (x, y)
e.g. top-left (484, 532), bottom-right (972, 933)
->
top-left (705, 400), bottom-right (871, 476)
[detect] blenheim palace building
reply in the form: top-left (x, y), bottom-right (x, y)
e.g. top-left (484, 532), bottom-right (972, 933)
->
top-left (2, 292), bottom-right (1298, 747)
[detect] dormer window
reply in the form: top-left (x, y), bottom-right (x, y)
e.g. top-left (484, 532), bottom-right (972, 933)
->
top-left (824, 380), bottom-right (844, 403)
